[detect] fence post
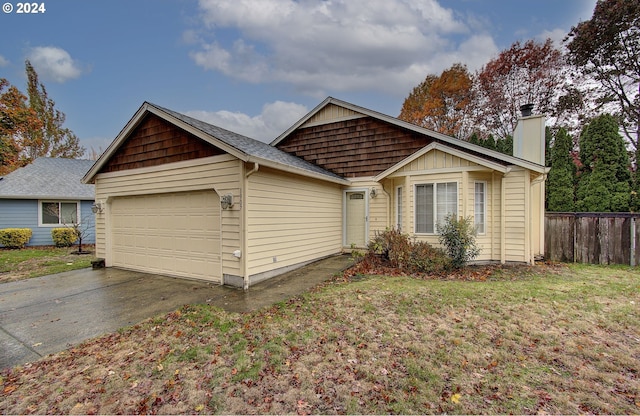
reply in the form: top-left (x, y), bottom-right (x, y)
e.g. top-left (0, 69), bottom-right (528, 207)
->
top-left (631, 217), bottom-right (636, 267)
top-left (573, 214), bottom-right (577, 263)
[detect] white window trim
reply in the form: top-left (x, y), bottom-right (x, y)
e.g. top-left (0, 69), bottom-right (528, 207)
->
top-left (395, 186), bottom-right (403, 231)
top-left (414, 182), bottom-right (458, 235)
top-left (38, 200), bottom-right (81, 227)
top-left (474, 181), bottom-right (487, 235)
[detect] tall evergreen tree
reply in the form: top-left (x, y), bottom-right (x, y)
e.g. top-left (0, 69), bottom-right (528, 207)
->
top-left (24, 60), bottom-right (84, 160)
top-left (546, 128), bottom-right (576, 211)
top-left (576, 114), bottom-right (630, 212)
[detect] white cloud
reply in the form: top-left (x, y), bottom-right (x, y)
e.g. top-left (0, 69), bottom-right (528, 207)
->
top-left (0, 55), bottom-right (8, 67)
top-left (537, 28), bottom-right (569, 48)
top-left (27, 46), bottom-right (83, 83)
top-left (189, 0), bottom-right (497, 97)
top-left (185, 100), bottom-right (309, 142)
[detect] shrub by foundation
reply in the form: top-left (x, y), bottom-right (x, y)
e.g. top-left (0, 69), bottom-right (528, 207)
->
top-left (0, 228), bottom-right (33, 249)
top-left (51, 228), bottom-right (79, 247)
top-left (437, 214), bottom-right (480, 269)
top-left (368, 228), bottom-right (451, 274)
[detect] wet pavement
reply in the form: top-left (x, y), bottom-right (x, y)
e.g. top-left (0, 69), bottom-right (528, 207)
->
top-left (0, 254), bottom-right (353, 370)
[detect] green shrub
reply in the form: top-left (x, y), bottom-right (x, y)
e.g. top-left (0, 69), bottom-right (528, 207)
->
top-left (0, 228), bottom-right (33, 249)
top-left (368, 228), bottom-right (451, 274)
top-left (51, 228), bottom-right (79, 247)
top-left (436, 214), bottom-right (480, 269)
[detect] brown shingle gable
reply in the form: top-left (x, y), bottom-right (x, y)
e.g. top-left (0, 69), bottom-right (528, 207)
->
top-left (100, 113), bottom-right (224, 174)
top-left (276, 116), bottom-right (433, 178)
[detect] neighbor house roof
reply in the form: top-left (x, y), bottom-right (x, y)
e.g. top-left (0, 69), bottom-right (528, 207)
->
top-left (83, 102), bottom-right (350, 185)
top-left (0, 158), bottom-right (95, 200)
top-left (272, 97), bottom-right (549, 174)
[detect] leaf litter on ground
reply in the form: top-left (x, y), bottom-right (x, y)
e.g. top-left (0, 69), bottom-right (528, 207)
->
top-left (1, 262), bottom-right (639, 414)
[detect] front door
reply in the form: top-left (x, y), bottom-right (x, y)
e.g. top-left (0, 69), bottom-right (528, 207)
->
top-left (345, 191), bottom-right (367, 247)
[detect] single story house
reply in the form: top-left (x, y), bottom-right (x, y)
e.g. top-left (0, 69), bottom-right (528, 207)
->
top-left (0, 157), bottom-right (96, 246)
top-left (83, 97), bottom-right (548, 288)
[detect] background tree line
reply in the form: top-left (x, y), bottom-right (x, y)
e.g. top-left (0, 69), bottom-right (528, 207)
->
top-left (398, 0), bottom-right (639, 213)
top-left (0, 61), bottom-right (84, 175)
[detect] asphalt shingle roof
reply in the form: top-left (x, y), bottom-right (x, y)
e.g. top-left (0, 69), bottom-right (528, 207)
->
top-left (151, 103), bottom-right (346, 183)
top-left (0, 158), bottom-right (95, 199)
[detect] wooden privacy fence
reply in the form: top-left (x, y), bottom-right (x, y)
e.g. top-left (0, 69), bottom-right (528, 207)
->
top-left (545, 212), bottom-right (640, 266)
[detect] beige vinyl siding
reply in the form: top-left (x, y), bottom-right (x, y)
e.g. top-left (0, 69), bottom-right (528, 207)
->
top-left (393, 149), bottom-right (477, 174)
top-left (246, 167), bottom-right (342, 278)
top-left (468, 172), bottom-right (494, 261)
top-left (503, 168), bottom-right (527, 262)
top-left (385, 148), bottom-right (512, 262)
top-left (94, 154), bottom-right (242, 277)
top-left (531, 176), bottom-right (545, 257)
top-left (491, 173), bottom-right (502, 261)
top-left (301, 103), bottom-right (364, 127)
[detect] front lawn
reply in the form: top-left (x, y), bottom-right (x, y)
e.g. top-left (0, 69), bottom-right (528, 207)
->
top-left (0, 246), bottom-right (97, 283)
top-left (1, 263), bottom-right (639, 414)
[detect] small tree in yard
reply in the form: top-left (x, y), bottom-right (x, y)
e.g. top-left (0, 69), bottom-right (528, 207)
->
top-left (437, 214), bottom-right (480, 269)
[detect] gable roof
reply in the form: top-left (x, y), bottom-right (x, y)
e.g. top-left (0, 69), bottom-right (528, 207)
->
top-left (83, 102), bottom-right (349, 185)
top-left (272, 97), bottom-right (549, 174)
top-left (0, 158), bottom-right (95, 200)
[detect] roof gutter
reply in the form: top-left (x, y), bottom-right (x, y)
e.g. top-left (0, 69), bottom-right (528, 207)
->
top-left (245, 162), bottom-right (259, 178)
top-left (247, 157), bottom-right (350, 186)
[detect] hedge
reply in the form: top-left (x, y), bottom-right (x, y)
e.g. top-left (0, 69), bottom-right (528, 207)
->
top-left (0, 228), bottom-right (33, 249)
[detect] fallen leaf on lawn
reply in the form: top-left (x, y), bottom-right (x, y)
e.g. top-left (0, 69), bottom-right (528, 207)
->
top-left (451, 393), bottom-right (462, 404)
top-left (231, 368), bottom-right (238, 375)
top-left (195, 404), bottom-right (205, 412)
top-left (157, 364), bottom-right (163, 371)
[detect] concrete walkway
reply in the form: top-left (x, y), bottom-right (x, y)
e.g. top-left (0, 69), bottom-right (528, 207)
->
top-left (0, 254), bottom-right (353, 370)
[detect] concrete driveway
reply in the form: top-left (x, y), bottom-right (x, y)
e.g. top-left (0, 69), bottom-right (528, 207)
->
top-left (0, 255), bottom-right (353, 370)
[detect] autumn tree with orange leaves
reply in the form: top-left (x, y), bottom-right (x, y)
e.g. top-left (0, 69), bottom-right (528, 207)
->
top-left (0, 79), bottom-right (42, 175)
top-left (399, 63), bottom-right (476, 139)
top-left (0, 62), bottom-right (84, 175)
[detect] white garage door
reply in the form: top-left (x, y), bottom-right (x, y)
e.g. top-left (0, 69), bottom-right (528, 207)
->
top-left (110, 190), bottom-right (221, 283)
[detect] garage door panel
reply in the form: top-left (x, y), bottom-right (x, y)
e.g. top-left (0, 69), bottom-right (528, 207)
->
top-left (110, 190), bottom-right (221, 283)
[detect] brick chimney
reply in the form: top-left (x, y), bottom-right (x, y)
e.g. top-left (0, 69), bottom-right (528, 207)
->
top-left (512, 103), bottom-right (546, 165)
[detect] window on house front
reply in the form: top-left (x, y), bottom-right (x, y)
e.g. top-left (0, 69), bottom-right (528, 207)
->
top-left (415, 182), bottom-right (457, 234)
top-left (396, 186), bottom-right (403, 230)
top-left (41, 201), bottom-right (79, 226)
top-left (474, 182), bottom-right (486, 234)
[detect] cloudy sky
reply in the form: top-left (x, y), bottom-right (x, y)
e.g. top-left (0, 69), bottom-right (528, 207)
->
top-left (1, 0), bottom-right (596, 153)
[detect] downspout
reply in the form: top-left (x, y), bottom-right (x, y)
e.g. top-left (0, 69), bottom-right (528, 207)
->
top-left (242, 162), bottom-right (259, 290)
top-left (378, 183), bottom-right (391, 228)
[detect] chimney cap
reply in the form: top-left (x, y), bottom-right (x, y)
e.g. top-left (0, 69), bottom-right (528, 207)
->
top-left (520, 103), bottom-right (534, 117)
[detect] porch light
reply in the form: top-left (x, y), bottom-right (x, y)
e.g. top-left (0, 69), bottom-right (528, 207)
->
top-left (221, 194), bottom-right (234, 210)
top-left (370, 188), bottom-right (378, 198)
top-left (91, 202), bottom-right (104, 214)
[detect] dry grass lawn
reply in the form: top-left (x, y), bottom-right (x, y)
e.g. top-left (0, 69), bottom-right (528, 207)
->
top-left (1, 263), bottom-right (639, 414)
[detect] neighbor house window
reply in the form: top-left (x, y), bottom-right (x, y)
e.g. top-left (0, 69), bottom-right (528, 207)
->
top-left (396, 186), bottom-right (403, 230)
top-left (40, 201), bottom-right (79, 226)
top-left (415, 182), bottom-right (457, 234)
top-left (474, 182), bottom-right (486, 234)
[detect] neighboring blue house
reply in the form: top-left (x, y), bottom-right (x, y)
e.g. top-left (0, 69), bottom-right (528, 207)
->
top-left (0, 158), bottom-right (96, 247)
